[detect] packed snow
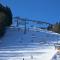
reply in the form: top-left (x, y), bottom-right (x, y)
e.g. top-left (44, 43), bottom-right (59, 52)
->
top-left (0, 27), bottom-right (60, 60)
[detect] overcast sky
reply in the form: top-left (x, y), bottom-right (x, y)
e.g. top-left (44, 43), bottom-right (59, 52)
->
top-left (0, 0), bottom-right (60, 24)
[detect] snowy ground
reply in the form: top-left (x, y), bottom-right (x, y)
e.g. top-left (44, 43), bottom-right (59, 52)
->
top-left (0, 46), bottom-right (57, 60)
top-left (0, 28), bottom-right (60, 60)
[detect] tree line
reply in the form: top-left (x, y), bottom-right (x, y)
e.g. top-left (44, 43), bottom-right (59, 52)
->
top-left (47, 22), bottom-right (60, 33)
top-left (0, 3), bottom-right (12, 38)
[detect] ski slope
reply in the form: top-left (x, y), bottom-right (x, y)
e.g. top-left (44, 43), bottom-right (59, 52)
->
top-left (0, 28), bottom-right (60, 60)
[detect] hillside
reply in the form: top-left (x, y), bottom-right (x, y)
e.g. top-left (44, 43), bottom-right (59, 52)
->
top-left (0, 27), bottom-right (60, 60)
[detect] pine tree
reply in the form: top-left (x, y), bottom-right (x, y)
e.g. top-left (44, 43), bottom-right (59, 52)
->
top-left (47, 24), bottom-right (53, 31)
top-left (52, 22), bottom-right (60, 33)
top-left (0, 4), bottom-right (12, 38)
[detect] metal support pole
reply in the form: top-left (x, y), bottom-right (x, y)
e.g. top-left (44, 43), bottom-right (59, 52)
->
top-left (16, 19), bottom-right (19, 27)
top-left (24, 20), bottom-right (26, 34)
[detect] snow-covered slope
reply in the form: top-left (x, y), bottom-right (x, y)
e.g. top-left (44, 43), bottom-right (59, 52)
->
top-left (0, 28), bottom-right (60, 60)
top-left (0, 28), bottom-right (60, 48)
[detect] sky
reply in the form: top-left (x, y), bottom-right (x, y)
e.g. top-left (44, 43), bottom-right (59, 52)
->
top-left (0, 0), bottom-right (60, 24)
